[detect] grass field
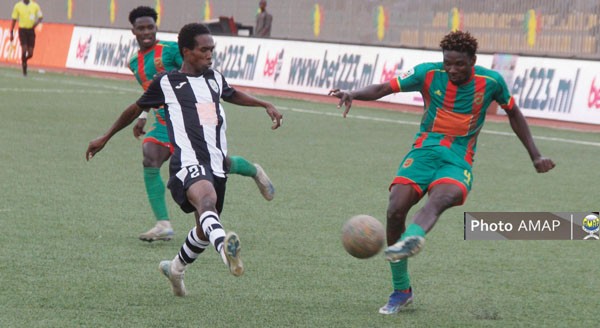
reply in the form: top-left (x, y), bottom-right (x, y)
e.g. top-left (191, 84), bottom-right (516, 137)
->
top-left (1, 66), bottom-right (599, 327)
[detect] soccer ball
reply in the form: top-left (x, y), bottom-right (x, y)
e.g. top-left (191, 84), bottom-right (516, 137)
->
top-left (341, 215), bottom-right (385, 259)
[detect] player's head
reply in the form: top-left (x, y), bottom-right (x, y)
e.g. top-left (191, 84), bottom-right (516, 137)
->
top-left (259, 0), bottom-right (267, 11)
top-left (178, 23), bottom-right (215, 73)
top-left (440, 31), bottom-right (478, 85)
top-left (129, 6), bottom-right (158, 51)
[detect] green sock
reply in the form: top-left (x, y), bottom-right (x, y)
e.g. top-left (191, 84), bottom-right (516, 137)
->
top-left (228, 156), bottom-right (257, 177)
top-left (143, 167), bottom-right (169, 221)
top-left (401, 223), bottom-right (426, 240)
top-left (390, 259), bottom-right (410, 290)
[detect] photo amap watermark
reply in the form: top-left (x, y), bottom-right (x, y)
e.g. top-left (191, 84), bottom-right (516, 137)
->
top-left (464, 212), bottom-right (599, 240)
top-left (582, 214), bottom-right (600, 240)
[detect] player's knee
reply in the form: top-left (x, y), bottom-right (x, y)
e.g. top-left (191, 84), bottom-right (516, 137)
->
top-left (386, 205), bottom-right (409, 222)
top-left (428, 191), bottom-right (462, 211)
top-left (143, 156), bottom-right (161, 167)
top-left (196, 198), bottom-right (217, 213)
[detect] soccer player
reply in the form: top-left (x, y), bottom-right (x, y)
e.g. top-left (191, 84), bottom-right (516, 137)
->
top-left (9, 0), bottom-right (43, 76)
top-left (86, 23), bottom-right (282, 296)
top-left (329, 31), bottom-right (555, 314)
top-left (127, 6), bottom-right (276, 243)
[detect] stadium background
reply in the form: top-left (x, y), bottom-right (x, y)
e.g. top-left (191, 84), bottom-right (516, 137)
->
top-left (1, 0), bottom-right (599, 59)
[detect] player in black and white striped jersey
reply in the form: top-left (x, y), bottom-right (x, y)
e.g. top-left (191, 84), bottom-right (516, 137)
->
top-left (86, 23), bottom-right (282, 297)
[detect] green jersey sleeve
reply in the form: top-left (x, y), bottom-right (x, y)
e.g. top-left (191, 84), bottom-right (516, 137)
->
top-left (162, 41), bottom-right (183, 71)
top-left (391, 62), bottom-right (438, 93)
top-left (489, 70), bottom-right (515, 110)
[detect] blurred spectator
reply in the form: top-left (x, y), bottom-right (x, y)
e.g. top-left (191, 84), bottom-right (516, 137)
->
top-left (255, 0), bottom-right (272, 37)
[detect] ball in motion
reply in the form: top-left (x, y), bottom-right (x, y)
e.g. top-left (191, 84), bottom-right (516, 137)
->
top-left (341, 215), bottom-right (385, 259)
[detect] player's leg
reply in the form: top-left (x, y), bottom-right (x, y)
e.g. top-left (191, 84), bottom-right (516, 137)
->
top-left (159, 172), bottom-right (242, 296)
top-left (380, 148), bottom-right (432, 315)
top-left (185, 179), bottom-right (243, 276)
top-left (385, 149), bottom-right (471, 261)
top-left (226, 155), bottom-right (274, 201)
top-left (139, 139), bottom-right (173, 242)
top-left (159, 212), bottom-right (209, 297)
top-left (212, 176), bottom-right (244, 276)
top-left (26, 30), bottom-right (35, 60)
top-left (379, 183), bottom-right (421, 315)
top-left (18, 29), bottom-right (28, 76)
top-left (159, 176), bottom-right (219, 296)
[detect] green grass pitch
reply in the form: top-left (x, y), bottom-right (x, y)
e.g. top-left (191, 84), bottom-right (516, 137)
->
top-left (1, 67), bottom-right (599, 327)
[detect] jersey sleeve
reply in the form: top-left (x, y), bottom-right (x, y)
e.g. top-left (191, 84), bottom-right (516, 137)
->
top-left (35, 4), bottom-right (43, 18)
top-left (220, 74), bottom-right (236, 100)
top-left (491, 72), bottom-right (515, 111)
top-left (127, 56), bottom-right (135, 73)
top-left (11, 4), bottom-right (19, 19)
top-left (163, 41), bottom-right (183, 71)
top-left (390, 63), bottom-right (430, 93)
top-left (173, 49), bottom-right (183, 69)
top-left (136, 75), bottom-right (166, 109)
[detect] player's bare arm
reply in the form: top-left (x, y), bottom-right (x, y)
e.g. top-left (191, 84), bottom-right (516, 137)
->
top-left (329, 83), bottom-right (393, 117)
top-left (86, 103), bottom-right (145, 160)
top-left (505, 104), bottom-right (556, 173)
top-left (225, 91), bottom-right (283, 130)
top-left (9, 20), bottom-right (16, 41)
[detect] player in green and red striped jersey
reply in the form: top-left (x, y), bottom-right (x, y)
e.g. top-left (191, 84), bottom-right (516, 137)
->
top-left (128, 6), bottom-right (275, 243)
top-left (329, 31), bottom-right (555, 315)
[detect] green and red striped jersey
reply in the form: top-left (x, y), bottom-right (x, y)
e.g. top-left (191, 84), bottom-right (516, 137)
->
top-left (128, 40), bottom-right (182, 124)
top-left (391, 62), bottom-right (515, 166)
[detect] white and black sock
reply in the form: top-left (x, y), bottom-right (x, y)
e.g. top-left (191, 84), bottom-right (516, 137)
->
top-left (177, 228), bottom-right (210, 265)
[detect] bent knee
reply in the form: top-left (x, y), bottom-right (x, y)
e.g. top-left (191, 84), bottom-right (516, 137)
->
top-left (428, 188), bottom-right (464, 209)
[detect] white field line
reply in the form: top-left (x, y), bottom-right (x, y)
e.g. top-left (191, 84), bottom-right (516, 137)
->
top-left (279, 106), bottom-right (600, 148)
top-left (0, 87), bottom-right (129, 94)
top-left (2, 71), bottom-right (597, 148)
top-left (0, 71), bottom-right (139, 93)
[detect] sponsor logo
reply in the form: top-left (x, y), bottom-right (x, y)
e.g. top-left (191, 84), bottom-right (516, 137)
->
top-left (399, 68), bottom-right (414, 80)
top-left (287, 51), bottom-right (378, 90)
top-left (76, 35), bottom-right (92, 63)
top-left (511, 67), bottom-right (579, 113)
top-left (214, 45), bottom-right (260, 81)
top-left (263, 49), bottom-right (284, 82)
top-left (379, 60), bottom-right (403, 84)
top-left (587, 77), bottom-right (600, 109)
top-left (175, 81), bottom-right (187, 89)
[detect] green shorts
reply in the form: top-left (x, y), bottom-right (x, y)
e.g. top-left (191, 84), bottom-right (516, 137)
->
top-left (143, 110), bottom-right (173, 154)
top-left (391, 146), bottom-right (473, 203)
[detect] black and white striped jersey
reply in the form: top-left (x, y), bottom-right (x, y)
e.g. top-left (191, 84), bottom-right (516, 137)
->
top-left (137, 69), bottom-right (236, 178)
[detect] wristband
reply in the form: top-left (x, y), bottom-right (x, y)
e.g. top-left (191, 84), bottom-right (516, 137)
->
top-left (138, 111), bottom-right (148, 119)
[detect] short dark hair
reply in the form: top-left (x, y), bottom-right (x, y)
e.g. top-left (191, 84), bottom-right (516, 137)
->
top-left (439, 31), bottom-right (478, 58)
top-left (128, 6), bottom-right (157, 25)
top-left (178, 23), bottom-right (211, 57)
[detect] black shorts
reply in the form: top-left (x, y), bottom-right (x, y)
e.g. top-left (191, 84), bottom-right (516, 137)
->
top-left (18, 28), bottom-right (35, 48)
top-left (167, 164), bottom-right (227, 214)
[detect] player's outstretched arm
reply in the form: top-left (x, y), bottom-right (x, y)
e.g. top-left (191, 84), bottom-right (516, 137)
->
top-left (505, 104), bottom-right (555, 173)
top-left (86, 103), bottom-right (145, 161)
top-left (329, 83), bottom-right (393, 118)
top-left (224, 91), bottom-right (283, 130)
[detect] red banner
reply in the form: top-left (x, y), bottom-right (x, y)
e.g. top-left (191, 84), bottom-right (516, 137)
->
top-left (0, 20), bottom-right (74, 68)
